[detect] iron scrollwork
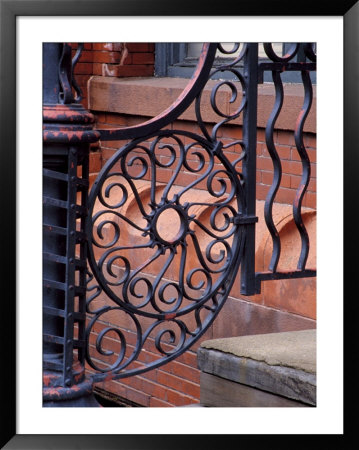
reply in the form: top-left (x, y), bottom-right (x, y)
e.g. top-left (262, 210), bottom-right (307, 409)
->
top-left (85, 43), bottom-right (250, 381)
top-left (84, 42), bottom-right (317, 381)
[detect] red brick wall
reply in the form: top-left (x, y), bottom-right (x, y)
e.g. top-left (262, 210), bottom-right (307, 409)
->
top-left (71, 42), bottom-right (156, 185)
top-left (94, 112), bottom-right (316, 209)
top-left (72, 43), bottom-right (155, 109)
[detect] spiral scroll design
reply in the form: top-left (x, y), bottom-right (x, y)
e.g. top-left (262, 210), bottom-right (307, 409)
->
top-left (85, 41), bottom-right (316, 380)
top-left (263, 43), bottom-right (300, 62)
top-left (87, 130), bottom-right (244, 316)
top-left (195, 43), bottom-right (248, 145)
top-left (84, 43), bottom-right (255, 380)
top-left (58, 43), bottom-right (84, 104)
top-left (86, 125), bottom-right (246, 379)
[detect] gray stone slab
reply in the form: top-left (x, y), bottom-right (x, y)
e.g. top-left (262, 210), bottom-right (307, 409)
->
top-left (200, 329), bottom-right (316, 374)
top-left (200, 372), bottom-right (309, 407)
top-left (197, 330), bottom-right (316, 405)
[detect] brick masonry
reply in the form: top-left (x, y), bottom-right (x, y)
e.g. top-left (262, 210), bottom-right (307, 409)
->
top-left (70, 42), bottom-right (316, 407)
top-left (71, 43), bottom-right (155, 110)
top-left (95, 113), bottom-right (316, 209)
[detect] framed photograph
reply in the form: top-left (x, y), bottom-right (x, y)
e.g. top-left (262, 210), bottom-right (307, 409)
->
top-left (1, 0), bottom-right (356, 448)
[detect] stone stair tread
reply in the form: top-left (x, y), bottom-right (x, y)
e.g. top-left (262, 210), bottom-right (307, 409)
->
top-left (197, 330), bottom-right (316, 406)
top-left (200, 329), bottom-right (316, 374)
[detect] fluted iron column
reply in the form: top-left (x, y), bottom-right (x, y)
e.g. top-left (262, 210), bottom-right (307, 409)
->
top-left (42, 43), bottom-right (100, 406)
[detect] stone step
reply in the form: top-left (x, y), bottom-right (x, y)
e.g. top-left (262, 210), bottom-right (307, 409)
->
top-left (197, 329), bottom-right (316, 407)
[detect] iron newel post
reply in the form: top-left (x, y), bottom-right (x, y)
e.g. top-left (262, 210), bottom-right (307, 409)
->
top-left (42, 43), bottom-right (100, 406)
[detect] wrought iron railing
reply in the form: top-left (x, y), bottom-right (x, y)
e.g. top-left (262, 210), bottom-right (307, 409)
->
top-left (42, 42), bottom-right (316, 405)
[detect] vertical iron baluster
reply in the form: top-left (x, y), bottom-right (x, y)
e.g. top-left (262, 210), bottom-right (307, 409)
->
top-left (264, 70), bottom-right (284, 272)
top-left (62, 147), bottom-right (78, 387)
top-left (240, 43), bottom-right (259, 295)
top-left (293, 70), bottom-right (313, 270)
top-left (77, 144), bottom-right (90, 365)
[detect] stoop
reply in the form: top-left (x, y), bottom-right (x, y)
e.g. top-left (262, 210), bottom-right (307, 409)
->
top-left (197, 329), bottom-right (316, 407)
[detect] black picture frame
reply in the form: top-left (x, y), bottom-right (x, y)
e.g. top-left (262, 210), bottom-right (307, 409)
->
top-left (1, 0), bottom-right (356, 448)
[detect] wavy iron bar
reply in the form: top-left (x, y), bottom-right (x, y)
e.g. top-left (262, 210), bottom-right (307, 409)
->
top-left (293, 70), bottom-right (313, 270)
top-left (264, 70), bottom-right (284, 272)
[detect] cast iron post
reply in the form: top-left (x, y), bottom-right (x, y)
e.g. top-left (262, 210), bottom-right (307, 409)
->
top-left (240, 43), bottom-right (259, 296)
top-left (42, 43), bottom-right (100, 406)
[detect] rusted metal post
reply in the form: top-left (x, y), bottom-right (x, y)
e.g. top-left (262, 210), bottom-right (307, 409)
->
top-left (42, 43), bottom-right (100, 406)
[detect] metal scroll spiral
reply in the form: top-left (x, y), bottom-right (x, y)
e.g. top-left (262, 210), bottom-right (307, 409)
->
top-left (85, 44), bottom-right (248, 380)
top-left (58, 43), bottom-right (84, 104)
